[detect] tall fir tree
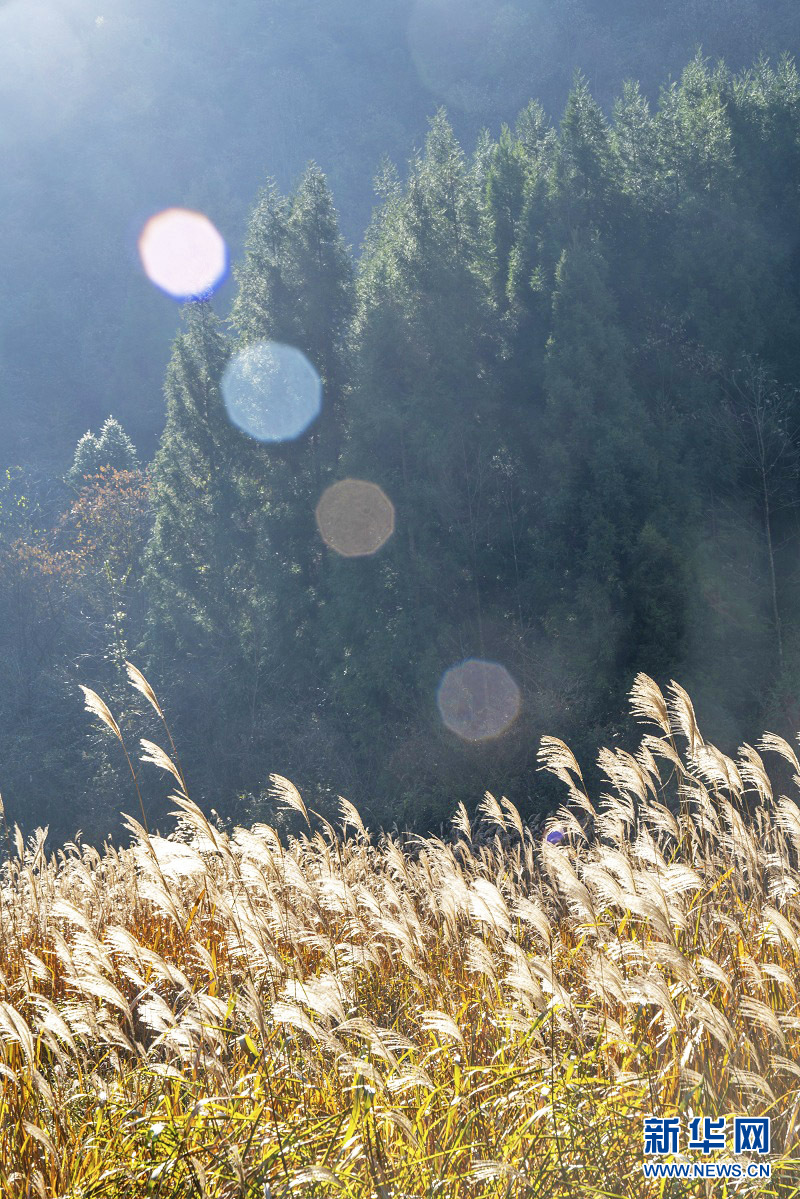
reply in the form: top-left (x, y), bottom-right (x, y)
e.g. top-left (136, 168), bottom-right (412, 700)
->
top-left (232, 164), bottom-right (353, 468)
top-left (229, 165), bottom-right (356, 801)
top-left (551, 74), bottom-right (618, 239)
top-left (143, 302), bottom-right (270, 798)
top-left (328, 113), bottom-right (533, 821)
top-left (536, 237), bottom-right (685, 739)
top-left (67, 416), bottom-right (139, 488)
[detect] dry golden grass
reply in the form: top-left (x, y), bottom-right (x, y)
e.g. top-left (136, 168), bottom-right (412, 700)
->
top-left (0, 670), bottom-right (799, 1196)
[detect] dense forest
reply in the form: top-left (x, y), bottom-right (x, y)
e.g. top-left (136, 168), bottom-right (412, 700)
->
top-left (5, 53), bottom-right (800, 842)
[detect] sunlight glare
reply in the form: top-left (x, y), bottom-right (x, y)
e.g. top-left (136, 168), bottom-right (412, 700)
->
top-left (138, 208), bottom-right (228, 301)
top-left (0, 2), bottom-right (89, 150)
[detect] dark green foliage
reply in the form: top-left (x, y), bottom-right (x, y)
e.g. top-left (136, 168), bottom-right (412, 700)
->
top-left (325, 113), bottom-right (508, 821)
top-left (233, 164), bottom-right (354, 477)
top-left (142, 303), bottom-right (262, 800)
top-left (230, 165), bottom-right (355, 785)
top-left (145, 305), bottom-right (239, 656)
top-left (10, 53), bottom-right (800, 841)
top-left (539, 239), bottom-right (657, 686)
top-left (552, 74), bottom-right (618, 236)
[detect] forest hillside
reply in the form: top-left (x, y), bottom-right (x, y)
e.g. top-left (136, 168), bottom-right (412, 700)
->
top-left (4, 55), bottom-right (800, 843)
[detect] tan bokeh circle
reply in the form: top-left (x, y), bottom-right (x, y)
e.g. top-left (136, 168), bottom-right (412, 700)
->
top-left (315, 479), bottom-right (395, 558)
top-left (437, 658), bottom-right (521, 741)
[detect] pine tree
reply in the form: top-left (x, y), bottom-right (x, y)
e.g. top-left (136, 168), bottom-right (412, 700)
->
top-left (230, 182), bottom-right (298, 346)
top-left (228, 165), bottom-right (356, 801)
top-left (485, 125), bottom-right (527, 309)
top-left (537, 237), bottom-right (679, 727)
top-left (328, 113), bottom-right (518, 820)
top-left (146, 304), bottom-right (236, 647)
top-left (67, 416), bottom-right (139, 488)
top-left (143, 302), bottom-right (266, 798)
top-left (285, 165), bottom-right (354, 472)
top-left (234, 162), bottom-right (353, 543)
top-left (551, 74), bottom-right (617, 237)
top-left (493, 105), bottom-right (556, 412)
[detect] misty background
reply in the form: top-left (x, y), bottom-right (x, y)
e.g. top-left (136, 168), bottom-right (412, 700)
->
top-left (4, 0), bottom-right (796, 466)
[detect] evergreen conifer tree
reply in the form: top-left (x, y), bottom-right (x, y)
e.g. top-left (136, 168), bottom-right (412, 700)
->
top-left (67, 416), bottom-right (139, 487)
top-left (329, 113), bottom-right (518, 819)
top-left (228, 165), bottom-right (356, 799)
top-left (551, 74), bottom-right (617, 237)
top-left (143, 302), bottom-right (266, 797)
top-left (538, 237), bottom-right (673, 720)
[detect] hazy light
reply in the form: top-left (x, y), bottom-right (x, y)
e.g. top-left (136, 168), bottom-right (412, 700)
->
top-left (409, 0), bottom-right (486, 111)
top-left (437, 659), bottom-right (521, 742)
top-left (138, 208), bottom-right (228, 301)
top-left (0, 2), bottom-right (89, 151)
top-left (315, 480), bottom-right (395, 558)
top-left (408, 0), bottom-right (553, 115)
top-left (221, 341), bottom-right (321, 442)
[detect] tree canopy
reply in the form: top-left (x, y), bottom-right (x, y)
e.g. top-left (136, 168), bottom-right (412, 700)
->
top-left (5, 55), bottom-right (800, 840)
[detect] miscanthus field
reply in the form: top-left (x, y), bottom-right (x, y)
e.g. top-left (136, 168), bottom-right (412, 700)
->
top-left (1, 667), bottom-right (800, 1197)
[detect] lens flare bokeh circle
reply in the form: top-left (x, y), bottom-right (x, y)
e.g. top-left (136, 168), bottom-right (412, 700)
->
top-left (315, 479), bottom-right (395, 557)
top-left (138, 208), bottom-right (228, 301)
top-left (221, 340), bottom-right (322, 442)
top-left (437, 658), bottom-right (521, 742)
